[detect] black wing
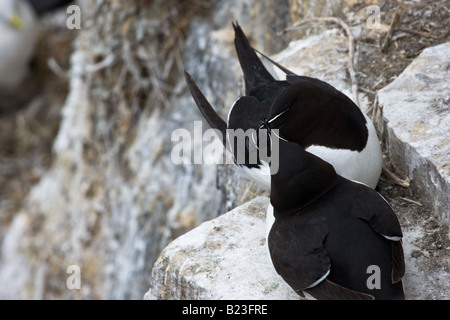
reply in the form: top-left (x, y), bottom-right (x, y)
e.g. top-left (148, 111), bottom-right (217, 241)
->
top-left (184, 70), bottom-right (227, 146)
top-left (252, 48), bottom-right (298, 78)
top-left (232, 22), bottom-right (275, 94)
top-left (268, 214), bottom-right (374, 300)
top-left (306, 279), bottom-right (374, 300)
top-left (350, 185), bottom-right (405, 283)
top-left (268, 215), bottom-right (331, 292)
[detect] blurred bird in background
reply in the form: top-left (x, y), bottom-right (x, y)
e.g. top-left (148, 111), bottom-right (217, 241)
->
top-left (0, 0), bottom-right (73, 114)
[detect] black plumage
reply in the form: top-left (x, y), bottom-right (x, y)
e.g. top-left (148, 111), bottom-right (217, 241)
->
top-left (268, 138), bottom-right (405, 300)
top-left (266, 79), bottom-right (368, 152)
top-left (184, 71), bottom-right (263, 168)
top-left (232, 22), bottom-right (290, 102)
top-left (233, 21), bottom-right (369, 152)
top-left (26, 0), bottom-right (73, 15)
top-left (185, 22), bottom-right (382, 189)
top-left (185, 21), bottom-right (403, 300)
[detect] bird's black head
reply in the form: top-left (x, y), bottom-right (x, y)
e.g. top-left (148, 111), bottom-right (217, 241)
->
top-left (266, 79), bottom-right (369, 151)
top-left (248, 115), bottom-right (273, 160)
top-left (259, 115), bottom-right (271, 133)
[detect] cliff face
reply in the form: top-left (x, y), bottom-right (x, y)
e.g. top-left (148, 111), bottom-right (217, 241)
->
top-left (0, 0), bottom-right (301, 300)
top-left (0, 0), bottom-right (448, 300)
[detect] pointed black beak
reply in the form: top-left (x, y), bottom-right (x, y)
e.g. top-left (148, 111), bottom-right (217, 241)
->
top-left (260, 115), bottom-right (271, 135)
top-left (184, 70), bottom-right (227, 146)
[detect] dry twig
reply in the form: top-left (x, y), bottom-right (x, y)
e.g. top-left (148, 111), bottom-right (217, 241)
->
top-left (381, 5), bottom-right (402, 52)
top-left (399, 197), bottom-right (423, 206)
top-left (397, 27), bottom-right (438, 39)
top-left (382, 166), bottom-right (411, 188)
top-left (278, 17), bottom-right (360, 106)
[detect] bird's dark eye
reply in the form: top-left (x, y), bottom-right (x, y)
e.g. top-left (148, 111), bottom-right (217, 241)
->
top-left (260, 115), bottom-right (271, 133)
top-left (250, 116), bottom-right (272, 157)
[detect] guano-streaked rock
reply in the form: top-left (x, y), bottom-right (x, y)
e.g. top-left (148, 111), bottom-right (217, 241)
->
top-left (376, 42), bottom-right (450, 226)
top-left (145, 196), bottom-right (300, 300)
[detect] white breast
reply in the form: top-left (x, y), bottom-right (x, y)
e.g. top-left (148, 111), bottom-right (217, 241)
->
top-left (236, 114), bottom-right (382, 190)
top-left (306, 114), bottom-right (382, 189)
top-left (238, 161), bottom-right (271, 191)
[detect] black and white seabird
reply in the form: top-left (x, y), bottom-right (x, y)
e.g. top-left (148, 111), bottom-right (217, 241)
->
top-left (0, 0), bottom-right (37, 91)
top-left (185, 70), bottom-right (272, 187)
top-left (267, 135), bottom-right (405, 300)
top-left (185, 22), bottom-right (383, 192)
top-left (0, 0), bottom-right (74, 114)
top-left (0, 0), bottom-right (73, 91)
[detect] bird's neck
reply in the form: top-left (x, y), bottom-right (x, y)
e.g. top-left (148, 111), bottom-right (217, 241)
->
top-left (269, 139), bottom-right (339, 217)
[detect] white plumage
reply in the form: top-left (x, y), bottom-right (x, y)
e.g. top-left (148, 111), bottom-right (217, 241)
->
top-left (0, 0), bottom-right (37, 89)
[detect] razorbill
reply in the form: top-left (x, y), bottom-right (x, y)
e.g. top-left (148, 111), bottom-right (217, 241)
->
top-left (185, 22), bottom-right (383, 192)
top-left (184, 70), bottom-right (273, 188)
top-left (0, 0), bottom-right (73, 114)
top-left (267, 135), bottom-right (405, 300)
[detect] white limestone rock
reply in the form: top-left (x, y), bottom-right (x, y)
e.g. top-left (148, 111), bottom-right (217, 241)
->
top-left (269, 28), bottom-right (370, 112)
top-left (376, 42), bottom-right (450, 225)
top-left (146, 193), bottom-right (450, 300)
top-left (145, 197), bottom-right (299, 300)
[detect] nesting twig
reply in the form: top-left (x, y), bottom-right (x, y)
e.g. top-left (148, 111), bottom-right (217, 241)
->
top-left (382, 166), bottom-right (411, 188)
top-left (85, 54), bottom-right (116, 73)
top-left (47, 57), bottom-right (70, 78)
top-left (366, 93), bottom-right (380, 119)
top-left (399, 197), bottom-right (423, 206)
top-left (145, 46), bottom-right (172, 108)
top-left (278, 17), bottom-right (360, 106)
top-left (397, 27), bottom-right (437, 39)
top-left (381, 5), bottom-right (402, 52)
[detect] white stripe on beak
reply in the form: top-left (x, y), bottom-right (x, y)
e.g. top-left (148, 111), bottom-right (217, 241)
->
top-left (268, 108), bottom-right (290, 124)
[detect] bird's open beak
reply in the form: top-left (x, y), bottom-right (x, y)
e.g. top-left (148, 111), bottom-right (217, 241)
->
top-left (8, 14), bottom-right (25, 30)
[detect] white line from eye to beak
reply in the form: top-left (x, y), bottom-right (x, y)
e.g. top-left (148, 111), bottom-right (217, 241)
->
top-left (268, 108), bottom-right (290, 124)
